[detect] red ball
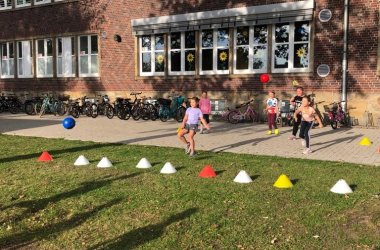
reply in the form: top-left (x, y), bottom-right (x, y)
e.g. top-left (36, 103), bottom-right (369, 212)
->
top-left (260, 74), bottom-right (270, 84)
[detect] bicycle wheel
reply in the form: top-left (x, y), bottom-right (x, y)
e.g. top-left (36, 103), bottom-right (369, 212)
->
top-left (35, 102), bottom-right (42, 115)
top-left (160, 107), bottom-right (170, 122)
top-left (39, 103), bottom-right (47, 117)
top-left (330, 121), bottom-right (338, 130)
top-left (91, 104), bottom-right (98, 118)
top-left (150, 106), bottom-right (159, 121)
top-left (105, 104), bottom-right (114, 119)
top-left (70, 107), bottom-right (80, 118)
top-left (57, 103), bottom-right (68, 116)
top-left (228, 110), bottom-right (240, 124)
top-left (176, 106), bottom-right (186, 122)
top-left (276, 116), bottom-right (282, 127)
top-left (131, 105), bottom-right (141, 120)
top-left (9, 102), bottom-right (19, 114)
top-left (141, 108), bottom-right (150, 120)
top-left (25, 102), bottom-right (35, 115)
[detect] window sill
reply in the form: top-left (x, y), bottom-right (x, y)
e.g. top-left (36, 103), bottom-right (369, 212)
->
top-left (0, 77), bottom-right (100, 81)
top-left (0, 0), bottom-right (79, 13)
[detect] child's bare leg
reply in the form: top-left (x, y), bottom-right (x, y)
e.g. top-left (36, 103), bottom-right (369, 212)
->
top-left (178, 130), bottom-right (188, 145)
top-left (188, 130), bottom-right (195, 153)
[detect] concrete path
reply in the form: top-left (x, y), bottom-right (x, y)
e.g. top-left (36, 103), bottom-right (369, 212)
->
top-left (0, 114), bottom-right (379, 166)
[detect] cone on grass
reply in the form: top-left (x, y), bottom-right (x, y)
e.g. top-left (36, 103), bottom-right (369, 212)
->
top-left (198, 165), bottom-right (217, 178)
top-left (74, 155), bottom-right (90, 166)
top-left (273, 174), bottom-right (293, 189)
top-left (160, 162), bottom-right (177, 174)
top-left (233, 170), bottom-right (253, 183)
top-left (136, 158), bottom-right (152, 169)
top-left (330, 179), bottom-right (353, 194)
top-left (97, 157), bottom-right (113, 168)
top-left (38, 151), bottom-right (53, 162)
top-left (359, 137), bottom-right (372, 146)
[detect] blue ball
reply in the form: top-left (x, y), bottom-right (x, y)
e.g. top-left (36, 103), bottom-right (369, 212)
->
top-left (62, 117), bottom-right (76, 130)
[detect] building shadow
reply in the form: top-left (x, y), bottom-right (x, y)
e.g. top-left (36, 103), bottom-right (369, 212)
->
top-left (211, 136), bottom-right (274, 152)
top-left (0, 117), bottom-right (62, 133)
top-left (312, 134), bottom-right (363, 152)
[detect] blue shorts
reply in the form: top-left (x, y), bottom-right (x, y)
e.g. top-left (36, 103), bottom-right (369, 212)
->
top-left (185, 123), bottom-right (198, 132)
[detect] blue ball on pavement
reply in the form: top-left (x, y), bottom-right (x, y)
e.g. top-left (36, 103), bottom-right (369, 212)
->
top-left (62, 117), bottom-right (76, 130)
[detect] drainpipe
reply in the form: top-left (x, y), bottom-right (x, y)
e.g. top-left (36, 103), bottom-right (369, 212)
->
top-left (341, 0), bottom-right (349, 112)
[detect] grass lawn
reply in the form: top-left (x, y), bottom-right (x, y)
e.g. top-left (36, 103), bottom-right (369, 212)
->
top-left (0, 134), bottom-right (379, 249)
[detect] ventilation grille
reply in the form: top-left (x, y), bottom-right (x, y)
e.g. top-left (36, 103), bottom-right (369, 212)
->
top-left (319, 9), bottom-right (332, 22)
top-left (317, 64), bottom-right (330, 77)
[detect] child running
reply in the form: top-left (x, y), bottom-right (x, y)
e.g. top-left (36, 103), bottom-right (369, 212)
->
top-left (265, 91), bottom-right (280, 135)
top-left (294, 96), bottom-right (323, 154)
top-left (199, 91), bottom-right (211, 134)
top-left (178, 97), bottom-right (210, 157)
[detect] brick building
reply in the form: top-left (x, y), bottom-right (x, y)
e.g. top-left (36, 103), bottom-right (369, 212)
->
top-left (0, 0), bottom-right (379, 124)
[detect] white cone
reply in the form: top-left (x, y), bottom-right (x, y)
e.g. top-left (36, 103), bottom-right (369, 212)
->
top-left (330, 179), bottom-right (353, 194)
top-left (74, 155), bottom-right (90, 166)
top-left (136, 158), bottom-right (152, 169)
top-left (233, 170), bottom-right (253, 183)
top-left (160, 162), bottom-right (177, 174)
top-left (97, 157), bottom-right (113, 168)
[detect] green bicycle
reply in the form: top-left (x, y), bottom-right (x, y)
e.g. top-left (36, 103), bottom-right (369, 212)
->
top-left (39, 95), bottom-right (67, 117)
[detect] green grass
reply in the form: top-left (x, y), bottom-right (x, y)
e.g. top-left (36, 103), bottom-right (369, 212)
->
top-left (0, 134), bottom-right (379, 249)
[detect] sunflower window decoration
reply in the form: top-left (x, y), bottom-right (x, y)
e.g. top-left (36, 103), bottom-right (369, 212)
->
top-left (219, 51), bottom-right (228, 62)
top-left (185, 52), bottom-right (195, 71)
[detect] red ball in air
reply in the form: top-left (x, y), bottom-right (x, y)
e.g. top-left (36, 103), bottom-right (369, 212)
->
top-left (260, 73), bottom-right (270, 84)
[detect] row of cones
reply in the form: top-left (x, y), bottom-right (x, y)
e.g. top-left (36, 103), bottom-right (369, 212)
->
top-left (38, 152), bottom-right (354, 194)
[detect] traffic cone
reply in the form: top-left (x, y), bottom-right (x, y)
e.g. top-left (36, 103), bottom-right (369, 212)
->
top-left (273, 174), bottom-right (293, 189)
top-left (97, 157), bottom-right (113, 168)
top-left (198, 165), bottom-right (217, 178)
top-left (38, 151), bottom-right (53, 162)
top-left (74, 155), bottom-right (90, 166)
top-left (160, 162), bottom-right (177, 174)
top-left (233, 170), bottom-right (253, 183)
top-left (330, 179), bottom-right (353, 194)
top-left (136, 158), bottom-right (152, 169)
top-left (359, 137), bottom-right (372, 146)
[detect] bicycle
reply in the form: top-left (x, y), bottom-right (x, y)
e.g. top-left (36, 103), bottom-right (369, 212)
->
top-left (157, 94), bottom-right (186, 122)
top-left (92, 94), bottom-right (114, 119)
top-left (228, 99), bottom-right (258, 124)
top-left (39, 94), bottom-right (67, 117)
top-left (276, 100), bottom-right (295, 127)
top-left (24, 94), bottom-right (43, 115)
top-left (324, 101), bottom-right (349, 129)
top-left (0, 92), bottom-right (23, 114)
top-left (114, 97), bottom-right (131, 120)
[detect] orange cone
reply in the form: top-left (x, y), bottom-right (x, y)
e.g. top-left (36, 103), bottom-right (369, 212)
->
top-left (198, 165), bottom-right (217, 178)
top-left (378, 146), bottom-right (380, 154)
top-left (38, 151), bottom-right (53, 162)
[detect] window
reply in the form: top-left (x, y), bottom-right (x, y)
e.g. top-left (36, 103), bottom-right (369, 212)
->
top-left (36, 38), bottom-right (53, 77)
top-left (234, 25), bottom-right (268, 74)
top-left (0, 0), bottom-right (12, 10)
top-left (57, 37), bottom-right (76, 77)
top-left (1, 42), bottom-right (14, 78)
top-left (200, 28), bottom-right (230, 75)
top-left (17, 40), bottom-right (33, 78)
top-left (169, 31), bottom-right (196, 75)
top-left (78, 35), bottom-right (99, 77)
top-left (34, 0), bottom-right (51, 5)
top-left (272, 21), bottom-right (311, 73)
top-left (139, 34), bottom-right (165, 76)
top-left (16, 0), bottom-right (31, 7)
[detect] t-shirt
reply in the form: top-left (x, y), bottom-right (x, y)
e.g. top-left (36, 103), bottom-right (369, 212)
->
top-left (266, 98), bottom-right (278, 114)
top-left (293, 96), bottom-right (304, 110)
top-left (186, 107), bottom-right (203, 125)
top-left (199, 98), bottom-right (211, 115)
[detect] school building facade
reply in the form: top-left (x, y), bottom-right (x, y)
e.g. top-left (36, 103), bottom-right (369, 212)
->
top-left (0, 0), bottom-right (379, 124)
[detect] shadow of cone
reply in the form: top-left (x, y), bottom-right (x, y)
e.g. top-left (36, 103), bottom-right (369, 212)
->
top-left (198, 165), bottom-right (217, 178)
top-left (38, 151), bottom-right (53, 162)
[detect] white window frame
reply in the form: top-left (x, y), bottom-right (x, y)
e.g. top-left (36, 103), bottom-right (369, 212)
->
top-left (16, 0), bottom-right (31, 8)
top-left (233, 26), bottom-right (268, 74)
top-left (168, 32), bottom-right (196, 76)
top-left (0, 0), bottom-right (12, 10)
top-left (57, 37), bottom-right (76, 77)
top-left (34, 0), bottom-right (51, 5)
top-left (1, 42), bottom-right (15, 78)
top-left (17, 40), bottom-right (33, 78)
top-left (199, 29), bottom-right (230, 75)
top-left (139, 34), bottom-right (165, 77)
top-left (271, 22), bottom-right (311, 73)
top-left (36, 38), bottom-right (53, 78)
top-left (78, 35), bottom-right (99, 77)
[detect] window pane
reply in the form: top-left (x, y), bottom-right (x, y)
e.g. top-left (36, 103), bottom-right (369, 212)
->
top-left (294, 43), bottom-right (309, 68)
top-left (71, 37), bottom-right (75, 55)
top-left (47, 39), bottom-right (53, 56)
top-left (294, 22), bottom-right (310, 42)
top-left (202, 49), bottom-right (213, 71)
top-left (37, 58), bottom-right (45, 75)
top-left (80, 56), bottom-right (88, 74)
top-left (155, 35), bottom-right (164, 51)
top-left (185, 31), bottom-right (195, 49)
top-left (47, 57), bottom-right (53, 75)
top-left (18, 42), bottom-right (22, 58)
top-left (90, 55), bottom-right (98, 73)
top-left (253, 45), bottom-right (267, 70)
top-left (142, 53), bottom-right (151, 72)
top-left (141, 36), bottom-right (151, 51)
top-left (155, 52), bottom-right (165, 72)
top-left (57, 38), bottom-right (62, 56)
top-left (72, 56), bottom-right (76, 74)
top-left (217, 49), bottom-right (229, 70)
top-left (236, 47), bottom-right (249, 70)
top-left (254, 25), bottom-right (268, 45)
top-left (202, 30), bottom-right (213, 48)
top-left (80, 36), bottom-right (88, 55)
top-left (2, 44), bottom-right (7, 57)
top-left (91, 36), bottom-right (98, 54)
top-left (9, 43), bottom-right (14, 58)
top-left (37, 40), bottom-right (44, 57)
top-left (170, 32), bottom-right (181, 50)
top-left (1, 61), bottom-right (7, 76)
top-left (185, 50), bottom-right (195, 71)
top-left (274, 44), bottom-right (289, 69)
top-left (170, 51), bottom-right (181, 72)
top-left (217, 29), bottom-right (229, 47)
top-left (9, 59), bottom-right (14, 75)
top-left (236, 27), bottom-right (249, 46)
top-left (18, 59), bottom-right (22, 75)
top-left (58, 57), bottom-right (63, 75)
top-left (275, 23), bottom-right (289, 43)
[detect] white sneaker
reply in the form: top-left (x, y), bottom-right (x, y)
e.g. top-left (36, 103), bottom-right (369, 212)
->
top-left (199, 128), bottom-right (204, 134)
top-left (184, 143), bottom-right (191, 154)
top-left (303, 148), bottom-right (312, 155)
top-left (301, 140), bottom-right (306, 147)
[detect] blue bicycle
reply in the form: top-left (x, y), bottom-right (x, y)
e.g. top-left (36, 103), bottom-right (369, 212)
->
top-left (157, 95), bottom-right (186, 122)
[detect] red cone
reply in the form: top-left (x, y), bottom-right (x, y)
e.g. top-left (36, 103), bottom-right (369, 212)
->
top-left (198, 165), bottom-right (217, 178)
top-left (38, 151), bottom-right (53, 162)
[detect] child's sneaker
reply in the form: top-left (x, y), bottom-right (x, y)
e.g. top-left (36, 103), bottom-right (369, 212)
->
top-left (199, 127), bottom-right (204, 134)
top-left (302, 148), bottom-right (312, 155)
top-left (301, 139), bottom-right (306, 147)
top-left (189, 151), bottom-right (197, 157)
top-left (184, 143), bottom-right (191, 154)
top-left (288, 135), bottom-right (296, 140)
top-left (267, 130), bottom-right (272, 135)
top-left (274, 129), bottom-right (280, 135)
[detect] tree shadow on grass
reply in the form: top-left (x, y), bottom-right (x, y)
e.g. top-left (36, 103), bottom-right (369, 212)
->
top-left (0, 198), bottom-right (122, 249)
top-left (89, 208), bottom-right (198, 250)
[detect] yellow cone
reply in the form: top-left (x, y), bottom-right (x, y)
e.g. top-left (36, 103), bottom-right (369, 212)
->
top-left (359, 137), bottom-right (372, 146)
top-left (273, 174), bottom-right (293, 189)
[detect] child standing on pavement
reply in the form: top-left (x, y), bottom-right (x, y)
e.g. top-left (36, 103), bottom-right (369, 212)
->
top-left (178, 97), bottom-right (210, 157)
top-left (266, 91), bottom-right (280, 135)
top-left (199, 91), bottom-right (211, 134)
top-left (289, 87), bottom-right (305, 140)
top-left (294, 96), bottom-right (323, 154)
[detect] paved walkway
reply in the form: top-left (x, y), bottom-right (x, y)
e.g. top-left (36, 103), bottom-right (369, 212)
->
top-left (0, 114), bottom-right (379, 166)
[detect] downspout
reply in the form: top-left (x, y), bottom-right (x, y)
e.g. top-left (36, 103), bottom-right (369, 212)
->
top-left (342, 0), bottom-right (349, 112)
